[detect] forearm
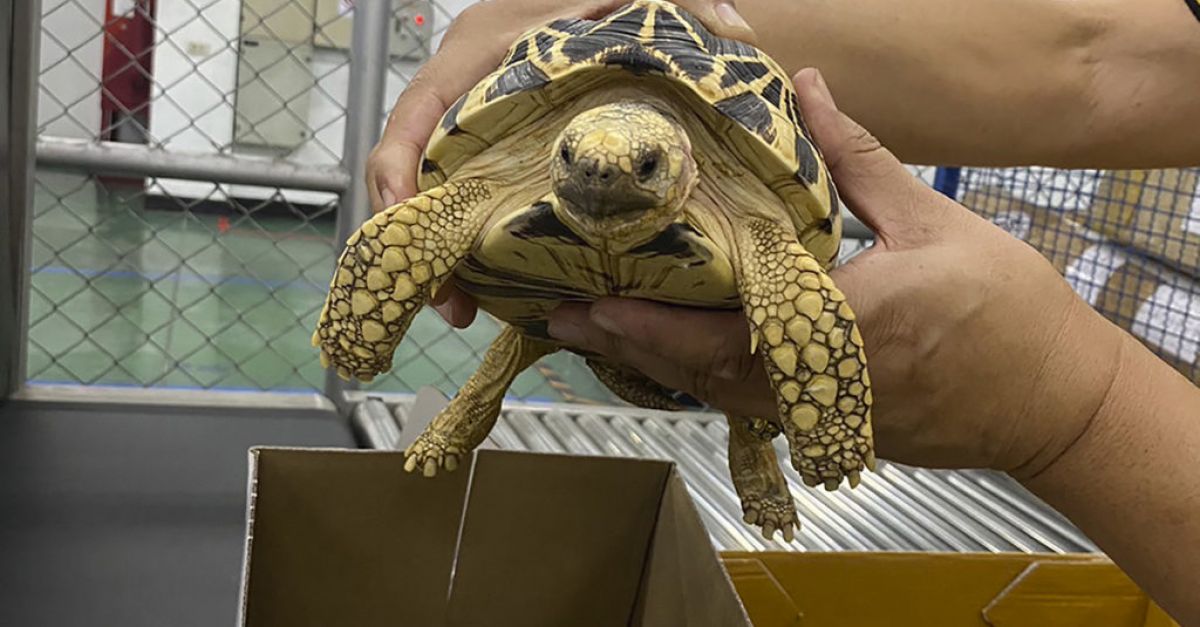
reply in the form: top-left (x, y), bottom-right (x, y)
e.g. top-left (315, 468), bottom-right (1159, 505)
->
top-left (1020, 325), bottom-right (1200, 625)
top-left (736, 0), bottom-right (1200, 168)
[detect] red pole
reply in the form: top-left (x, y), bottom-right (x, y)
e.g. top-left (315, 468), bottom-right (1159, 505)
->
top-left (99, 0), bottom-right (157, 188)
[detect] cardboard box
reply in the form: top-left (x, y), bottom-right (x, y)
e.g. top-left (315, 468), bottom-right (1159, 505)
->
top-left (237, 446), bottom-right (752, 626)
top-left (722, 552), bottom-right (1178, 626)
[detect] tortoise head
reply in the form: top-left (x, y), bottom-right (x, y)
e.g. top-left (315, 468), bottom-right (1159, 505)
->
top-left (550, 101), bottom-right (696, 253)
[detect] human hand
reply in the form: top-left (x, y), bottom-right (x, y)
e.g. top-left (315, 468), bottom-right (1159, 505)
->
top-left (367, 0), bottom-right (758, 327)
top-left (545, 67), bottom-right (1126, 478)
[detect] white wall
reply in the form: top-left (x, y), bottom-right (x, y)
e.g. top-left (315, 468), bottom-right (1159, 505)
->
top-left (142, 0), bottom-right (477, 203)
top-left (39, 0), bottom-right (107, 139)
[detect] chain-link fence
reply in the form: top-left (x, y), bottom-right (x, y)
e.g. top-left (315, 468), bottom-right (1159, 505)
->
top-left (35, 0), bottom-right (1181, 409)
top-left (30, 0), bottom-right (486, 398)
top-left (34, 0), bottom-right (344, 392)
top-left (955, 166), bottom-right (1200, 386)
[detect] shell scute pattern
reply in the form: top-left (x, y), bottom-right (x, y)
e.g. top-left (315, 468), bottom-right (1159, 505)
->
top-left (421, 0), bottom-right (840, 263)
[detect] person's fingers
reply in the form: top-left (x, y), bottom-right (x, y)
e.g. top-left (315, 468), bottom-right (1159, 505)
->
top-left (549, 298), bottom-right (758, 380)
top-left (547, 300), bottom-right (775, 414)
top-left (369, 64), bottom-right (491, 213)
top-left (430, 279), bottom-right (478, 329)
top-left (675, 0), bottom-right (759, 43)
top-left (792, 67), bottom-right (954, 243)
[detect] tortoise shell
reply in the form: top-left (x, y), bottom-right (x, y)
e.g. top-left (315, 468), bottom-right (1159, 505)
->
top-left (417, 0), bottom-right (842, 265)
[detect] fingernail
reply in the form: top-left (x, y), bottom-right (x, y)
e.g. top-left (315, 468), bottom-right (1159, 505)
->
top-left (547, 318), bottom-right (586, 346)
top-left (381, 187), bottom-right (397, 207)
top-left (590, 311), bottom-right (624, 337)
top-left (714, 1), bottom-right (750, 31)
top-left (810, 68), bottom-right (836, 106)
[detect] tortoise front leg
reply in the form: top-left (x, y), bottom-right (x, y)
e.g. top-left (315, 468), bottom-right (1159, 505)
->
top-left (405, 326), bottom-right (556, 476)
top-left (735, 218), bottom-right (876, 490)
top-left (726, 414), bottom-right (798, 542)
top-left (313, 179), bottom-right (496, 382)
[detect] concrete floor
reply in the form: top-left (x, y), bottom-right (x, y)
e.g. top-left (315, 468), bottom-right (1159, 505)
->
top-left (25, 170), bottom-right (615, 403)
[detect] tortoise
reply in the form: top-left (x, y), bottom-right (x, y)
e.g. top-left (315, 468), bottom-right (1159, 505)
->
top-left (313, 0), bottom-right (875, 542)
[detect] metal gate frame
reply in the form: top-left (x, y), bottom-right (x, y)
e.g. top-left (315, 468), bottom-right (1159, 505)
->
top-left (1, 0), bottom-right (40, 398)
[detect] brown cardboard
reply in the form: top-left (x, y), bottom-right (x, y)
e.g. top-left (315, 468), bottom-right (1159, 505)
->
top-left (238, 446), bottom-right (751, 627)
top-left (720, 552), bottom-right (1179, 627)
top-left (1086, 169), bottom-right (1200, 279)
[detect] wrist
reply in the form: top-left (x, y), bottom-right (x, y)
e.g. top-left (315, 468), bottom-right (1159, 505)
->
top-left (1008, 308), bottom-right (1132, 486)
top-left (1004, 300), bottom-right (1127, 481)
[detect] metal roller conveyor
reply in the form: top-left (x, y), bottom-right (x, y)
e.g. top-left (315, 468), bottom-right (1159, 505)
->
top-left (370, 393), bottom-right (1099, 554)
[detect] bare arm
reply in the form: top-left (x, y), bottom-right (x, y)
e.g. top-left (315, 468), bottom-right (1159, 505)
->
top-left (1020, 328), bottom-right (1200, 625)
top-left (736, 0), bottom-right (1200, 168)
top-left (545, 68), bottom-right (1200, 624)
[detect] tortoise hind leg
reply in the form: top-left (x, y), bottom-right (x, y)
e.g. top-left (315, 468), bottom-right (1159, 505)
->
top-left (734, 218), bottom-right (876, 491)
top-left (587, 359), bottom-right (683, 411)
top-left (313, 178), bottom-right (498, 382)
top-left (405, 326), bottom-right (556, 476)
top-left (727, 415), bottom-right (798, 542)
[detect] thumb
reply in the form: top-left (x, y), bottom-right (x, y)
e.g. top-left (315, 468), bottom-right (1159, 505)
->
top-left (677, 0), bottom-right (759, 44)
top-left (793, 67), bottom-right (948, 242)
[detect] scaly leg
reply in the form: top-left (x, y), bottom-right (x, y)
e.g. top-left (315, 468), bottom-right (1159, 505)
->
top-left (405, 326), bottom-right (556, 476)
top-left (587, 359), bottom-right (683, 411)
top-left (727, 414), bottom-right (798, 542)
top-left (735, 218), bottom-right (875, 491)
top-left (313, 179), bottom-right (496, 381)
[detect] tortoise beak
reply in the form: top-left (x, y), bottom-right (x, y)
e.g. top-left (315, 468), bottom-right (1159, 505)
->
top-left (558, 158), bottom-right (657, 218)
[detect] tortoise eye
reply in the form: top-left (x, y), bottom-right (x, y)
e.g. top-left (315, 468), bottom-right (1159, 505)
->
top-left (560, 144), bottom-right (572, 165)
top-left (637, 155), bottom-right (658, 180)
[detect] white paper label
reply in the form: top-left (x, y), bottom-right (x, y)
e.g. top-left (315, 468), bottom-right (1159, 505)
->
top-left (1185, 179), bottom-right (1200, 237)
top-left (1132, 284), bottom-right (1200, 364)
top-left (990, 210), bottom-right (1033, 242)
top-left (1064, 243), bottom-right (1126, 306)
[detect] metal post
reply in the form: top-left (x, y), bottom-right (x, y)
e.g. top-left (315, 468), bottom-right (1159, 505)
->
top-left (1, 0), bottom-right (41, 398)
top-left (36, 138), bottom-right (352, 192)
top-left (325, 0), bottom-right (393, 405)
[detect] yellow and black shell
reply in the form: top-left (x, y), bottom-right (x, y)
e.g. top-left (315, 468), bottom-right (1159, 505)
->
top-left (417, 0), bottom-right (842, 265)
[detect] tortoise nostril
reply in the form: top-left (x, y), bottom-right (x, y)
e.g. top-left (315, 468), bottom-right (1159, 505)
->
top-left (598, 170), bottom-right (613, 183)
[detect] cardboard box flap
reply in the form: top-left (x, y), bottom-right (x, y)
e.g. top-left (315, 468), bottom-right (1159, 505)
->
top-left (722, 558), bottom-right (803, 627)
top-left (240, 448), bottom-right (471, 627)
top-left (982, 560), bottom-right (1152, 626)
top-left (444, 449), bottom-right (671, 626)
top-left (718, 552), bottom-right (1178, 626)
top-left (633, 474), bottom-right (754, 626)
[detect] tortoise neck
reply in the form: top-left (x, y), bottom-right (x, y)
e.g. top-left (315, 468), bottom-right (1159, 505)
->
top-left (552, 180), bottom-right (692, 256)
